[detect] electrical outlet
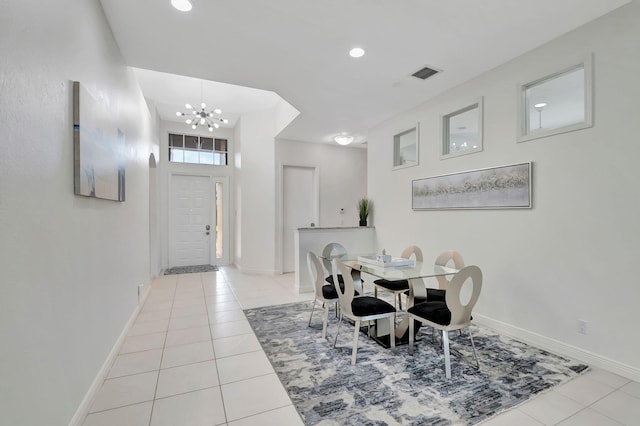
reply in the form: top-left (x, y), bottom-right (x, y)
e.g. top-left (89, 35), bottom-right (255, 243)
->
top-left (578, 319), bottom-right (588, 334)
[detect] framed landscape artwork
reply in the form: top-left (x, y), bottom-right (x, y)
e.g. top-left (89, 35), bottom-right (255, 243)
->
top-left (73, 81), bottom-right (125, 201)
top-left (412, 162), bottom-right (532, 210)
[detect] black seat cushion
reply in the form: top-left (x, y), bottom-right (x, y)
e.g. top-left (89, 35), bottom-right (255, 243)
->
top-left (325, 274), bottom-right (345, 285)
top-left (403, 288), bottom-right (446, 302)
top-left (427, 288), bottom-right (446, 302)
top-left (373, 278), bottom-right (409, 292)
top-left (351, 296), bottom-right (395, 317)
top-left (321, 283), bottom-right (358, 299)
top-left (408, 301), bottom-right (451, 326)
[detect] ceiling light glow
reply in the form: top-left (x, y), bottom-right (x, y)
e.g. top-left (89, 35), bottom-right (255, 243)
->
top-left (349, 47), bottom-right (365, 58)
top-left (334, 135), bottom-right (354, 145)
top-left (171, 0), bottom-right (192, 12)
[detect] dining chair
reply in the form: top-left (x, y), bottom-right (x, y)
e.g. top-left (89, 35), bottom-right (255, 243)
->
top-left (407, 265), bottom-right (482, 379)
top-left (307, 251), bottom-right (340, 339)
top-left (373, 245), bottom-right (423, 310)
top-left (419, 250), bottom-right (465, 304)
top-left (321, 242), bottom-right (347, 285)
top-left (332, 259), bottom-right (396, 365)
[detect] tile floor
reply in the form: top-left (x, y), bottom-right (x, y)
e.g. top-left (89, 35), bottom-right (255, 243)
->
top-left (82, 267), bottom-right (640, 426)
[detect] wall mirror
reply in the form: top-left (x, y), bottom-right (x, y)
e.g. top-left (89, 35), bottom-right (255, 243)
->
top-left (517, 56), bottom-right (593, 142)
top-left (442, 98), bottom-right (483, 159)
top-left (393, 124), bottom-right (419, 169)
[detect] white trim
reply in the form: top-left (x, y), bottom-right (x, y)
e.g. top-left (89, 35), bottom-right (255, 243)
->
top-left (474, 313), bottom-right (640, 383)
top-left (68, 286), bottom-right (151, 426)
top-left (516, 54), bottom-right (593, 143)
top-left (441, 97), bottom-right (484, 160)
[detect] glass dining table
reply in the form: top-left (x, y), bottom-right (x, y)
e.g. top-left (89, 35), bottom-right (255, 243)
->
top-left (325, 253), bottom-right (460, 348)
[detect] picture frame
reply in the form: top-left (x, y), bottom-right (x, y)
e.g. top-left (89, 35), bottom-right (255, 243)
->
top-left (412, 162), bottom-right (532, 210)
top-left (73, 81), bottom-right (125, 201)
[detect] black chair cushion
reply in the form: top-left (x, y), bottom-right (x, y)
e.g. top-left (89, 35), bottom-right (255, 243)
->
top-left (351, 296), bottom-right (395, 317)
top-left (408, 301), bottom-right (451, 326)
top-left (373, 278), bottom-right (409, 292)
top-left (427, 288), bottom-right (446, 302)
top-left (325, 274), bottom-right (345, 285)
top-left (403, 288), bottom-right (446, 303)
top-left (321, 283), bottom-right (358, 299)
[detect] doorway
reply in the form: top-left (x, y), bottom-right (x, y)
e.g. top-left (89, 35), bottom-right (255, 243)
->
top-left (170, 174), bottom-right (229, 267)
top-left (282, 165), bottom-right (318, 273)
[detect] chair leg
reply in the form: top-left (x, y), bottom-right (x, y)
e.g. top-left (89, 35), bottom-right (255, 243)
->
top-left (398, 294), bottom-right (402, 311)
top-left (321, 303), bottom-right (329, 339)
top-left (374, 287), bottom-right (378, 298)
top-left (308, 299), bottom-right (317, 327)
top-left (408, 317), bottom-right (414, 354)
top-left (468, 328), bottom-right (480, 370)
top-left (333, 315), bottom-right (343, 348)
top-left (389, 316), bottom-right (396, 354)
top-left (351, 319), bottom-right (360, 365)
top-left (443, 330), bottom-right (451, 379)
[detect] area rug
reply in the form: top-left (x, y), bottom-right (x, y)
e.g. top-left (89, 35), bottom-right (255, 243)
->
top-left (244, 302), bottom-right (588, 425)
top-left (163, 265), bottom-right (218, 275)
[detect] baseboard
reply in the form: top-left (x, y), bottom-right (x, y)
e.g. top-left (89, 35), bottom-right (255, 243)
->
top-left (68, 284), bottom-right (151, 426)
top-left (474, 314), bottom-right (640, 383)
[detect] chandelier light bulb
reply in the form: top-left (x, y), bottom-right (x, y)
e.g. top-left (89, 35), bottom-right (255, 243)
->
top-left (178, 101), bottom-right (227, 131)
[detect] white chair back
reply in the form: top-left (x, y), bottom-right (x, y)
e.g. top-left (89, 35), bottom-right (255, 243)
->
top-left (400, 245), bottom-right (423, 261)
top-left (322, 242), bottom-right (347, 276)
top-left (332, 259), bottom-right (356, 317)
top-left (445, 265), bottom-right (482, 327)
top-left (435, 250), bottom-right (465, 290)
top-left (307, 251), bottom-right (325, 299)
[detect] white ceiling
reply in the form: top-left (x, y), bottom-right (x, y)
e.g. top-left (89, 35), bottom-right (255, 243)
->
top-left (99, 0), bottom-right (629, 146)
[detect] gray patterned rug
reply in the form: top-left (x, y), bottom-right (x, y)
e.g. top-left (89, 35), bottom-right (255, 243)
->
top-left (245, 302), bottom-right (588, 425)
top-left (163, 265), bottom-right (219, 275)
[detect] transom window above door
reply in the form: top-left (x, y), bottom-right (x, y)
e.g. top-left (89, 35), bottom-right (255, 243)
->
top-left (169, 133), bottom-right (228, 165)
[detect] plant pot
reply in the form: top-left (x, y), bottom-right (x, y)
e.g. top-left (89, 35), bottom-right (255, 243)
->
top-left (359, 220), bottom-right (367, 227)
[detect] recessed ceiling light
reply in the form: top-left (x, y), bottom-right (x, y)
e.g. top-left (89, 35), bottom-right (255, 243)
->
top-left (334, 135), bottom-right (354, 145)
top-left (171, 0), bottom-right (192, 12)
top-left (349, 47), bottom-right (365, 58)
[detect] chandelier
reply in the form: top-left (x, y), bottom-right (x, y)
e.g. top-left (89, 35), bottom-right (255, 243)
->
top-left (176, 103), bottom-right (228, 132)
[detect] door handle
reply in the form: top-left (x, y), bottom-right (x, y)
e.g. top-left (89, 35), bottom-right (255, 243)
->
top-left (205, 231), bottom-right (210, 235)
top-left (205, 224), bottom-right (210, 230)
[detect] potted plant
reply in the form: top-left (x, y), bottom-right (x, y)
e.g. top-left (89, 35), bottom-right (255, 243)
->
top-left (357, 197), bottom-right (370, 226)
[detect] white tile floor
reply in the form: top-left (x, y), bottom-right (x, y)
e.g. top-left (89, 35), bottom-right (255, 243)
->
top-left (82, 267), bottom-right (640, 425)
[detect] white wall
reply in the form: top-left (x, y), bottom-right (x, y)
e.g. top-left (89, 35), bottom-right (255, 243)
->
top-left (277, 139), bottom-right (368, 228)
top-left (367, 2), bottom-right (640, 379)
top-left (235, 110), bottom-right (278, 273)
top-left (0, 1), bottom-right (158, 424)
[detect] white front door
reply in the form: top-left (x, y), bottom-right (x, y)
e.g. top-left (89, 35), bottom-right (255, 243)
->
top-left (170, 175), bottom-right (211, 267)
top-left (283, 166), bottom-right (317, 273)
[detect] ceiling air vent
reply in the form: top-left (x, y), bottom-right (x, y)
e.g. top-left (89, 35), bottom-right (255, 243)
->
top-left (411, 66), bottom-right (440, 80)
